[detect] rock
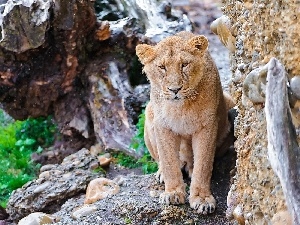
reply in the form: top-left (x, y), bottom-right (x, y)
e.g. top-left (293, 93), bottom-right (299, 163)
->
top-left (226, 188), bottom-right (238, 220)
top-left (271, 210), bottom-right (292, 225)
top-left (0, 0), bottom-right (96, 120)
top-left (96, 0), bottom-right (192, 42)
top-left (0, 0), bottom-right (192, 158)
top-left (232, 205), bottom-right (245, 225)
top-left (45, 174), bottom-right (233, 224)
top-left (132, 0), bottom-right (192, 42)
top-left (6, 149), bottom-right (103, 222)
top-left (18, 212), bottom-right (59, 225)
top-left (0, 0), bottom-right (51, 53)
top-left (86, 60), bottom-right (138, 156)
top-left (243, 65), bottom-right (268, 104)
top-left (210, 15), bottom-right (236, 52)
top-left (265, 58), bottom-right (300, 224)
top-left (222, 0), bottom-right (300, 224)
top-left (71, 205), bottom-right (97, 220)
top-left (98, 154), bottom-right (112, 167)
top-left (0, 206), bottom-right (8, 220)
top-left (89, 144), bottom-right (104, 156)
top-left (95, 21), bottom-right (111, 41)
top-left (290, 76), bottom-right (300, 100)
top-left (84, 178), bottom-right (120, 204)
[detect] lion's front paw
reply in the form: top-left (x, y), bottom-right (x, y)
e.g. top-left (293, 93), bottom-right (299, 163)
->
top-left (189, 195), bottom-right (216, 215)
top-left (159, 190), bottom-right (186, 205)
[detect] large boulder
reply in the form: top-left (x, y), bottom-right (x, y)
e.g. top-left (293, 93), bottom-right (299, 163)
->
top-left (6, 149), bottom-right (102, 222)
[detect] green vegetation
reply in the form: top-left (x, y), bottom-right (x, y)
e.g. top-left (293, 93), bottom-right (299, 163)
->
top-left (130, 109), bottom-right (146, 152)
top-left (0, 109), bottom-right (57, 207)
top-left (112, 152), bottom-right (139, 169)
top-left (16, 116), bottom-right (57, 150)
top-left (112, 151), bottom-right (158, 175)
top-left (129, 108), bottom-right (159, 174)
top-left (124, 217), bottom-right (132, 224)
top-left (138, 153), bottom-right (158, 175)
top-left (92, 166), bottom-right (106, 175)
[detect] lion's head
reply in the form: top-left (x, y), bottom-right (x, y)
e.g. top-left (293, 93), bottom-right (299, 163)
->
top-left (136, 32), bottom-right (209, 101)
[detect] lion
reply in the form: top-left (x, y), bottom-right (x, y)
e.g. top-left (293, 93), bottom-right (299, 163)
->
top-left (136, 31), bottom-right (234, 214)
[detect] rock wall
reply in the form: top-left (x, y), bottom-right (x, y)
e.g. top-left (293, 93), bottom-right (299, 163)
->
top-left (221, 0), bottom-right (300, 224)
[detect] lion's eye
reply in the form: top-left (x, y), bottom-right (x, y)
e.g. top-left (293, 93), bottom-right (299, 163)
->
top-left (158, 65), bottom-right (166, 70)
top-left (182, 63), bottom-right (189, 68)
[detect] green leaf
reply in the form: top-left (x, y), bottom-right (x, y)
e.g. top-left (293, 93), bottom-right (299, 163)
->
top-left (24, 138), bottom-right (36, 146)
top-left (15, 140), bottom-right (24, 146)
top-left (36, 146), bottom-right (43, 153)
top-left (19, 145), bottom-right (25, 152)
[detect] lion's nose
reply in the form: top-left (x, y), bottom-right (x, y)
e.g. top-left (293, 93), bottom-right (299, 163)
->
top-left (168, 86), bottom-right (182, 94)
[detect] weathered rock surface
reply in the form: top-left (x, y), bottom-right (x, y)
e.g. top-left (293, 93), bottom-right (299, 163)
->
top-left (0, 0), bottom-right (51, 53)
top-left (221, 0), bottom-right (300, 224)
top-left (5, 146), bottom-right (236, 225)
top-left (6, 149), bottom-right (103, 222)
top-left (43, 170), bottom-right (234, 225)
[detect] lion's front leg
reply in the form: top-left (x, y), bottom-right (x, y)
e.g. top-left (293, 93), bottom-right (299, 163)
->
top-left (155, 126), bottom-right (186, 205)
top-left (189, 120), bottom-right (217, 214)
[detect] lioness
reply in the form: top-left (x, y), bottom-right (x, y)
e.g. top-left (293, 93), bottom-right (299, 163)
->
top-left (136, 31), bottom-right (234, 214)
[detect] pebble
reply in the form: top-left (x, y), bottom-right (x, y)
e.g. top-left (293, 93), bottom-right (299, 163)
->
top-left (71, 205), bottom-right (97, 220)
top-left (98, 154), bottom-right (112, 167)
top-left (39, 171), bottom-right (50, 179)
top-left (233, 204), bottom-right (245, 225)
top-left (40, 164), bottom-right (56, 173)
top-left (84, 178), bottom-right (120, 204)
top-left (18, 212), bottom-right (58, 225)
top-left (89, 143), bottom-right (104, 156)
top-left (290, 76), bottom-right (300, 99)
top-left (33, 181), bottom-right (51, 194)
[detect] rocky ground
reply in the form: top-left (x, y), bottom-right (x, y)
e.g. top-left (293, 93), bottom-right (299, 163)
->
top-left (3, 146), bottom-right (235, 225)
top-left (50, 149), bottom-right (236, 225)
top-left (2, 1), bottom-right (237, 224)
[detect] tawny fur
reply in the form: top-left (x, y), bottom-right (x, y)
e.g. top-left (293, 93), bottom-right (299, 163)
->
top-left (136, 31), bottom-right (234, 214)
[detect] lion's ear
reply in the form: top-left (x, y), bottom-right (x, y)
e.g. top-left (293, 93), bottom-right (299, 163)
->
top-left (187, 35), bottom-right (208, 53)
top-left (136, 44), bottom-right (156, 65)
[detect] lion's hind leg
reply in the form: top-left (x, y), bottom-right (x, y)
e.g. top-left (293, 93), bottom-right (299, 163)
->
top-left (144, 103), bottom-right (158, 161)
top-left (179, 138), bottom-right (193, 178)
